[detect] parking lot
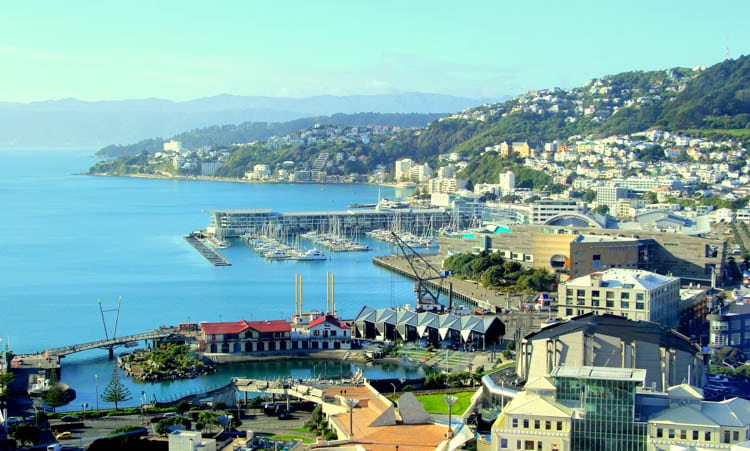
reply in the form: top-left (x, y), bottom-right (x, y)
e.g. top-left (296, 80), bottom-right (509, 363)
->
top-left (25, 408), bottom-right (315, 450)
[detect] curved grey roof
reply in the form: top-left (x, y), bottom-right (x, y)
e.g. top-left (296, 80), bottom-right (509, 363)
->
top-left (525, 312), bottom-right (698, 354)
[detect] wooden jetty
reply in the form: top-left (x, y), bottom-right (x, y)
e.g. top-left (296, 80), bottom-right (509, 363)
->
top-left (185, 234), bottom-right (231, 266)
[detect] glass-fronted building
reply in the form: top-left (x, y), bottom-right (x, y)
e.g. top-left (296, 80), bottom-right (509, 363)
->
top-left (552, 367), bottom-right (648, 451)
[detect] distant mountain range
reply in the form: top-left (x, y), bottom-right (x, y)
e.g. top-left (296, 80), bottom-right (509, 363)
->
top-left (0, 93), bottom-right (500, 148)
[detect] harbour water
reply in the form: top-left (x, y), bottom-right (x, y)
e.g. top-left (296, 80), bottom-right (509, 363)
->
top-left (0, 148), bottom-right (429, 410)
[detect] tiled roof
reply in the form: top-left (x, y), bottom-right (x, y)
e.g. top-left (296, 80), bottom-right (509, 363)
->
top-left (247, 319), bottom-right (291, 333)
top-left (200, 319), bottom-right (290, 335)
top-left (309, 315), bottom-right (350, 329)
top-left (201, 320), bottom-right (250, 335)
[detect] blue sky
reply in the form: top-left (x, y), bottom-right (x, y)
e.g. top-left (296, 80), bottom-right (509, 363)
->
top-left (2, 1), bottom-right (748, 102)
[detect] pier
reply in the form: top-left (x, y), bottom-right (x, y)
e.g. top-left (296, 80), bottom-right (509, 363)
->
top-left (185, 234), bottom-right (232, 266)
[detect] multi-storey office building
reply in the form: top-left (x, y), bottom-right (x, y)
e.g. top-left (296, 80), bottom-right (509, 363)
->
top-left (558, 269), bottom-right (680, 329)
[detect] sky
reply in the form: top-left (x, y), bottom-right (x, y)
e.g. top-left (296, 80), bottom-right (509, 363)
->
top-left (2, 0), bottom-right (749, 103)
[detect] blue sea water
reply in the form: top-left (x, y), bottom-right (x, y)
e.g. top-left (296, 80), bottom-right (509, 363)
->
top-left (0, 148), bottom-right (428, 410)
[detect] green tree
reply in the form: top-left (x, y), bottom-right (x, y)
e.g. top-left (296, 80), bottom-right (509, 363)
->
top-left (197, 410), bottom-right (220, 433)
top-left (175, 400), bottom-right (191, 415)
top-left (154, 417), bottom-right (191, 436)
top-left (481, 266), bottom-right (506, 287)
top-left (101, 367), bottom-right (132, 410)
top-left (712, 347), bottom-right (746, 368)
top-left (44, 383), bottom-right (67, 411)
top-left (0, 371), bottom-right (14, 395)
top-left (9, 422), bottom-right (40, 447)
top-left (591, 205), bottom-right (610, 215)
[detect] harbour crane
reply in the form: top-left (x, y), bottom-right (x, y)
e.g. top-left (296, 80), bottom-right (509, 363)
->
top-left (390, 231), bottom-right (452, 312)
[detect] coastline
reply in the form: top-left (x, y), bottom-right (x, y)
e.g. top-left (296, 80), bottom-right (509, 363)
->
top-left (83, 171), bottom-right (406, 189)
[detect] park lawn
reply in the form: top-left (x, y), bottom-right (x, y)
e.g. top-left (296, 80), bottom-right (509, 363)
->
top-left (416, 391), bottom-right (475, 415)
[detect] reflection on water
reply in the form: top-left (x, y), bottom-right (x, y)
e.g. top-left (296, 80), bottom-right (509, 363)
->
top-left (59, 352), bottom-right (432, 411)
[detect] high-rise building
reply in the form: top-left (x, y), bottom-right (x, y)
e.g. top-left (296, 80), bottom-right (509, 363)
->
top-left (394, 158), bottom-right (414, 182)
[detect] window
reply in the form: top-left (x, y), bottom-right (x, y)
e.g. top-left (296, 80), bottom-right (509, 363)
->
top-left (557, 421), bottom-right (563, 431)
top-left (692, 430), bottom-right (698, 440)
top-left (657, 428), bottom-right (663, 438)
top-left (621, 292), bottom-right (630, 300)
top-left (636, 302), bottom-right (644, 310)
top-left (534, 420), bottom-right (540, 429)
top-left (621, 301), bottom-right (630, 309)
top-left (636, 293), bottom-right (644, 301)
top-left (523, 419), bottom-right (529, 429)
top-left (705, 431), bottom-right (711, 441)
top-left (724, 430), bottom-right (730, 443)
top-left (669, 429), bottom-right (675, 439)
top-left (512, 418), bottom-right (518, 428)
top-left (680, 430), bottom-right (686, 440)
top-left (606, 300), bottom-right (614, 308)
top-left (500, 438), bottom-right (508, 449)
top-left (734, 431), bottom-right (739, 441)
top-left (592, 290), bottom-right (600, 298)
top-left (524, 440), bottom-right (535, 450)
top-left (577, 289), bottom-right (586, 297)
top-left (592, 299), bottom-right (600, 307)
top-left (545, 420), bottom-right (551, 430)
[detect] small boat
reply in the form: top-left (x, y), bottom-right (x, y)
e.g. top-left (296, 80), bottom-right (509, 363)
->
top-left (264, 249), bottom-right (291, 260)
top-left (294, 248), bottom-right (327, 261)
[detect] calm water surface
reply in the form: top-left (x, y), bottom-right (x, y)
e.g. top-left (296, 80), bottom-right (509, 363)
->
top-left (0, 148), bottom-right (427, 410)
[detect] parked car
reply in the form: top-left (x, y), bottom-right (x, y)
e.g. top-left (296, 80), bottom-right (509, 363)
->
top-left (60, 415), bottom-right (80, 422)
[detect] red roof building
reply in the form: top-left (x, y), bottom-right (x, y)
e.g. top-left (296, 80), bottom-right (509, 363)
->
top-left (200, 319), bottom-right (291, 354)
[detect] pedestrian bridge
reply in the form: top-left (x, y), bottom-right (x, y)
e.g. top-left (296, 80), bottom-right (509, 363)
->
top-left (25, 328), bottom-right (183, 359)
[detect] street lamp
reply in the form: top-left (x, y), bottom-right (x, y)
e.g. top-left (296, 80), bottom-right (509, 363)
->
top-left (343, 398), bottom-right (359, 438)
top-left (140, 391), bottom-right (146, 424)
top-left (94, 374), bottom-right (99, 411)
top-left (443, 395), bottom-right (458, 438)
top-left (81, 403), bottom-right (88, 424)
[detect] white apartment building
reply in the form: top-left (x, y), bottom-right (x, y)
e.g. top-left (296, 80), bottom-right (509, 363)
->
top-left (410, 163), bottom-right (433, 182)
top-left (596, 185), bottom-right (630, 213)
top-left (499, 171), bottom-right (516, 194)
top-left (530, 199), bottom-right (584, 224)
top-left (163, 140), bottom-right (182, 152)
top-left (394, 158), bottom-right (414, 182)
top-left (558, 269), bottom-right (680, 329)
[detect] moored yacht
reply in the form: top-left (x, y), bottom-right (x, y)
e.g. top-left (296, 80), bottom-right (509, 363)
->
top-left (293, 248), bottom-right (327, 261)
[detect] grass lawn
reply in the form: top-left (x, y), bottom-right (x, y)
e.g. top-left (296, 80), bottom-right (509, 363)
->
top-left (416, 391), bottom-right (475, 415)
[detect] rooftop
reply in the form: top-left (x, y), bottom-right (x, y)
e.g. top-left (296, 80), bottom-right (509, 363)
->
top-left (564, 268), bottom-right (677, 291)
top-left (550, 366), bottom-right (646, 383)
top-left (525, 313), bottom-right (698, 355)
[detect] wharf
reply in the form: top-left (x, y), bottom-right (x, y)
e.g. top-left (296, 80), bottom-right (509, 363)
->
top-left (185, 234), bottom-right (231, 266)
top-left (372, 254), bottom-right (551, 340)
